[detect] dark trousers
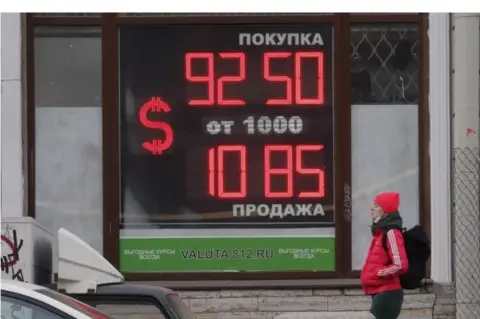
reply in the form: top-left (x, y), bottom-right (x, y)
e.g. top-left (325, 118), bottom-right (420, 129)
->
top-left (370, 289), bottom-right (404, 319)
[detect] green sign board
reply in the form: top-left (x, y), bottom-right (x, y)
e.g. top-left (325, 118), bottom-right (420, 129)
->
top-left (119, 237), bottom-right (335, 272)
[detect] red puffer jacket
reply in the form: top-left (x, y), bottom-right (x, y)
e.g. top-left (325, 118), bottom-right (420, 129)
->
top-left (361, 227), bottom-right (408, 295)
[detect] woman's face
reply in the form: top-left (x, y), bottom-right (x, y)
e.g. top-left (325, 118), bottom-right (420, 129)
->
top-left (370, 201), bottom-right (384, 221)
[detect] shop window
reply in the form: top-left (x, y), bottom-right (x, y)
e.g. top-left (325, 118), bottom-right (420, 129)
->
top-left (118, 24), bottom-right (336, 273)
top-left (350, 24), bottom-right (420, 269)
top-left (34, 26), bottom-right (103, 253)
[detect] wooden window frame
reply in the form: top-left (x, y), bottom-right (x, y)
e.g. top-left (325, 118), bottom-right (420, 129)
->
top-left (26, 13), bottom-right (429, 285)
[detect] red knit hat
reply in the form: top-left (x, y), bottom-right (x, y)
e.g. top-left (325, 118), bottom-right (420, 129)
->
top-left (374, 192), bottom-right (400, 214)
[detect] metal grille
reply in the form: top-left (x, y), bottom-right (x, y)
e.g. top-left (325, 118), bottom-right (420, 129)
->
top-left (350, 24), bottom-right (419, 104)
top-left (452, 147), bottom-right (480, 318)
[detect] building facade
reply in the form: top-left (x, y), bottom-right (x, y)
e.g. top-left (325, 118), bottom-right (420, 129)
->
top-left (1, 12), bottom-right (479, 318)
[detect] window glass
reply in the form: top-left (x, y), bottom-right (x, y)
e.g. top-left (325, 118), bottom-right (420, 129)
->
top-left (350, 24), bottom-right (420, 270)
top-left (1, 294), bottom-right (63, 319)
top-left (34, 27), bottom-right (101, 107)
top-left (350, 104), bottom-right (419, 269)
top-left (34, 26), bottom-right (103, 253)
top-left (118, 24), bottom-right (336, 272)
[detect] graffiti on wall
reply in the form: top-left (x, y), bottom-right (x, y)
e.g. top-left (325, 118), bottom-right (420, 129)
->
top-left (1, 225), bottom-right (25, 282)
top-left (344, 183), bottom-right (352, 223)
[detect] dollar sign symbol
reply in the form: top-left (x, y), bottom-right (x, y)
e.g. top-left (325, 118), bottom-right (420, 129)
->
top-left (139, 97), bottom-right (174, 155)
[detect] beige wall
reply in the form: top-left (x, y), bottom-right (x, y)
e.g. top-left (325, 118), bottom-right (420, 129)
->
top-left (1, 13), bottom-right (25, 219)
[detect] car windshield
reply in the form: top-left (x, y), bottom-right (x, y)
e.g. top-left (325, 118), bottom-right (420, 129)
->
top-left (37, 289), bottom-right (114, 319)
top-left (166, 294), bottom-right (196, 319)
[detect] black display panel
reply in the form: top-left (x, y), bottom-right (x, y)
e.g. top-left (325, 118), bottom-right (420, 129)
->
top-left (119, 24), bottom-right (335, 228)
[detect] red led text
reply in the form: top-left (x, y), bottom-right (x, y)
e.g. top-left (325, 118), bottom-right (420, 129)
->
top-left (138, 97), bottom-right (174, 155)
top-left (186, 52), bottom-right (246, 106)
top-left (208, 144), bottom-right (325, 199)
top-left (185, 51), bottom-right (325, 107)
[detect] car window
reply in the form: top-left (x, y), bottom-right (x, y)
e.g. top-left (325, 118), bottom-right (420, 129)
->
top-left (1, 295), bottom-right (63, 319)
top-left (166, 295), bottom-right (195, 319)
top-left (36, 289), bottom-right (113, 319)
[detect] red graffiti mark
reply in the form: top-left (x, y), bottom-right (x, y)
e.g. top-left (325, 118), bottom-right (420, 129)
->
top-left (1, 235), bottom-right (19, 267)
top-left (467, 128), bottom-right (477, 136)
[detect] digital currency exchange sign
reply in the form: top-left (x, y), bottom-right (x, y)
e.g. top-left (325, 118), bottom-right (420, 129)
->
top-left (119, 24), bottom-right (335, 228)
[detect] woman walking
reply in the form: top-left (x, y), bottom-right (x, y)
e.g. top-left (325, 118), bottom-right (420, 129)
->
top-left (360, 192), bottom-right (408, 319)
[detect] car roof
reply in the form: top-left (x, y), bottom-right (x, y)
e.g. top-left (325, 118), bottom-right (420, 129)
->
top-left (2, 280), bottom-right (176, 299)
top-left (1, 279), bottom-right (46, 293)
top-left (1, 280), bottom-right (94, 319)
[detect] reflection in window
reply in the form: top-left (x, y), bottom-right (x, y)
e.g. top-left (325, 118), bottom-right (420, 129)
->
top-left (350, 24), bottom-right (419, 104)
top-left (34, 26), bottom-right (103, 253)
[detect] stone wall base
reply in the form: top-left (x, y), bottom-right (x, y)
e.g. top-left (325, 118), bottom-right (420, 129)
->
top-left (180, 287), bottom-right (436, 319)
top-left (431, 282), bottom-right (456, 319)
top-left (99, 283), bottom-right (456, 319)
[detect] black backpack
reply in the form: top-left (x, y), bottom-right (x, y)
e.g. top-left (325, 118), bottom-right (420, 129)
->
top-left (382, 225), bottom-right (431, 290)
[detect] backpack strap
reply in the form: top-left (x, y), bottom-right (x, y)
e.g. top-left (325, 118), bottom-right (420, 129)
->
top-left (381, 231), bottom-right (389, 256)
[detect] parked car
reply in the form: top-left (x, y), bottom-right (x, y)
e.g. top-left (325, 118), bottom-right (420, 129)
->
top-left (1, 228), bottom-right (195, 319)
top-left (66, 282), bottom-right (195, 319)
top-left (1, 280), bottom-right (115, 319)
